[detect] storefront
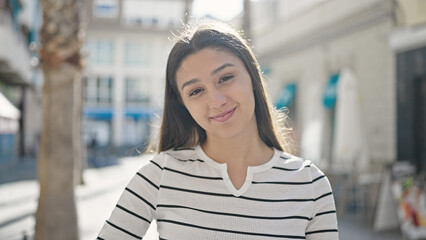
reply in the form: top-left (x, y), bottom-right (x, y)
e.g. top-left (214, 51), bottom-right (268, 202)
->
top-left (0, 91), bottom-right (20, 162)
top-left (388, 21), bottom-right (426, 238)
top-left (83, 106), bottom-right (156, 150)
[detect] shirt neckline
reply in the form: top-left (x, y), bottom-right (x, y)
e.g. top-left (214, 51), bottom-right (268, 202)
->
top-left (195, 144), bottom-right (280, 197)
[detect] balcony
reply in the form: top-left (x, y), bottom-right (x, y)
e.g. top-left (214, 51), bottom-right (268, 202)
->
top-left (0, 8), bottom-right (32, 86)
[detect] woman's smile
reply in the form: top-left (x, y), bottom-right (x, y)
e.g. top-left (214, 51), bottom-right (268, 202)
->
top-left (210, 107), bottom-right (237, 123)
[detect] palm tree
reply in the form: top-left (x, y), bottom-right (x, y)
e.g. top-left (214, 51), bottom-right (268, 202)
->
top-left (35, 0), bottom-right (85, 239)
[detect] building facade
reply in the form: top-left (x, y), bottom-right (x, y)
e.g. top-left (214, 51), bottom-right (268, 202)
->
top-left (248, 1), bottom-right (426, 233)
top-left (0, 0), bottom-right (42, 162)
top-left (84, 0), bottom-right (186, 153)
top-left (250, 0), bottom-right (405, 172)
top-left (390, 0), bottom-right (426, 173)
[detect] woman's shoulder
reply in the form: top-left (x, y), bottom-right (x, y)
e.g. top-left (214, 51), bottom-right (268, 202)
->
top-left (274, 151), bottom-right (312, 170)
top-left (273, 151), bottom-right (326, 178)
top-left (151, 147), bottom-right (204, 166)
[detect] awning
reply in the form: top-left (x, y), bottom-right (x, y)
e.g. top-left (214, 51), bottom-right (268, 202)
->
top-left (83, 107), bottom-right (113, 120)
top-left (10, 0), bottom-right (22, 29)
top-left (83, 107), bottom-right (157, 121)
top-left (125, 108), bottom-right (157, 121)
top-left (275, 83), bottom-right (297, 109)
top-left (323, 73), bottom-right (339, 109)
top-left (0, 91), bottom-right (20, 120)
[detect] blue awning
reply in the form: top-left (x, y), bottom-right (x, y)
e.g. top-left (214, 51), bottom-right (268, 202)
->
top-left (83, 107), bottom-right (113, 120)
top-left (10, 0), bottom-right (22, 30)
top-left (125, 108), bottom-right (157, 121)
top-left (83, 107), bottom-right (157, 121)
top-left (323, 74), bottom-right (339, 109)
top-left (262, 67), bottom-right (271, 76)
top-left (275, 83), bottom-right (297, 109)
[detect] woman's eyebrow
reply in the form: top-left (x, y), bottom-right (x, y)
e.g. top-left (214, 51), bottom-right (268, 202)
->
top-left (211, 63), bottom-right (235, 76)
top-left (181, 78), bottom-right (200, 91)
top-left (181, 63), bottom-right (235, 91)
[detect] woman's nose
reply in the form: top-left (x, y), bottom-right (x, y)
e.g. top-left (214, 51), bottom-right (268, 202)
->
top-left (208, 89), bottom-right (227, 109)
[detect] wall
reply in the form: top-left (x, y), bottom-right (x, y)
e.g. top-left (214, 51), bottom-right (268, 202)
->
top-left (253, 0), bottom-right (397, 169)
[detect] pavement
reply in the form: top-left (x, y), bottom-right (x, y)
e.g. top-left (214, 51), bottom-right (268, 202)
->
top-left (0, 155), bottom-right (403, 240)
top-left (0, 154), bottom-right (159, 240)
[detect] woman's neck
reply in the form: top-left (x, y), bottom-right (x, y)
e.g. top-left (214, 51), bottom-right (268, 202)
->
top-left (202, 129), bottom-right (273, 168)
top-left (201, 129), bottom-right (274, 190)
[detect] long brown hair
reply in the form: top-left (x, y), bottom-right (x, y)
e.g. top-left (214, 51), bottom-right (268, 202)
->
top-left (154, 20), bottom-right (292, 153)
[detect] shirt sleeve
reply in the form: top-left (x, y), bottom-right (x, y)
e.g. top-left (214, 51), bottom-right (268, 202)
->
top-left (97, 153), bottom-right (165, 239)
top-left (305, 163), bottom-right (339, 240)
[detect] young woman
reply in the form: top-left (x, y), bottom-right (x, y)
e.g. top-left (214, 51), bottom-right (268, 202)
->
top-left (98, 21), bottom-right (338, 240)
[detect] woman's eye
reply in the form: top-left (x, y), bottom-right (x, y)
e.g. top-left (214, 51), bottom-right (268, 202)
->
top-left (219, 74), bottom-right (233, 83)
top-left (189, 88), bottom-right (203, 96)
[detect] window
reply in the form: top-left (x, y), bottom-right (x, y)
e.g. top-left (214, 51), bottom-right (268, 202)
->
top-left (84, 119), bottom-right (112, 147)
top-left (85, 76), bottom-right (98, 103)
top-left (122, 119), bottom-right (150, 146)
top-left (87, 40), bottom-right (114, 65)
top-left (122, 0), bottom-right (184, 28)
top-left (125, 76), bottom-right (149, 104)
top-left (85, 76), bottom-right (113, 104)
top-left (98, 76), bottom-right (113, 103)
top-left (124, 42), bottom-right (150, 66)
top-left (93, 0), bottom-right (117, 19)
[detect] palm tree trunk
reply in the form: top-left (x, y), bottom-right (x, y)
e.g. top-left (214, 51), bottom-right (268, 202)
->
top-left (35, 65), bottom-right (80, 240)
top-left (35, 0), bottom-right (84, 239)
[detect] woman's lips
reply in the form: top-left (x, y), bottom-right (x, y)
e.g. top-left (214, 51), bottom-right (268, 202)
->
top-left (210, 107), bottom-right (236, 123)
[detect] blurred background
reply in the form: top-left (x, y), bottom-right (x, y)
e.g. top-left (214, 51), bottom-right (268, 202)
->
top-left (0, 0), bottom-right (425, 239)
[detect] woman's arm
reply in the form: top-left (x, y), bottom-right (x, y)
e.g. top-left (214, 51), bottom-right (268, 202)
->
top-left (97, 153), bottom-right (165, 239)
top-left (306, 164), bottom-right (339, 240)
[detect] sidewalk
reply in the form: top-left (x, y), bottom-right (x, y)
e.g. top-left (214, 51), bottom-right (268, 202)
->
top-left (0, 154), bottom-right (159, 240)
top-left (0, 155), bottom-right (402, 240)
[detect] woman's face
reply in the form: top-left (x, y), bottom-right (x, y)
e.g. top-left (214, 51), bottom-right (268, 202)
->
top-left (176, 48), bottom-right (257, 141)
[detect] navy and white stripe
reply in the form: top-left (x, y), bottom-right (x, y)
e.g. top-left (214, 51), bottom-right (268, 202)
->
top-left (98, 146), bottom-right (339, 239)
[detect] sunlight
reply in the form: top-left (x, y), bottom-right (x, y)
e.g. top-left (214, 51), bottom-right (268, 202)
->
top-left (192, 0), bottom-right (244, 21)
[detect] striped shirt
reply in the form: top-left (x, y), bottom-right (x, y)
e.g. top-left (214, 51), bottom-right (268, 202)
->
top-left (98, 145), bottom-right (339, 239)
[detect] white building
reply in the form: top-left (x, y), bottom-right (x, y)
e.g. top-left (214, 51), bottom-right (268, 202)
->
top-left (0, 0), bottom-right (42, 162)
top-left (248, 0), bottom-right (426, 233)
top-left (84, 0), bottom-right (186, 153)
top-left (250, 0), bottom-right (426, 172)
